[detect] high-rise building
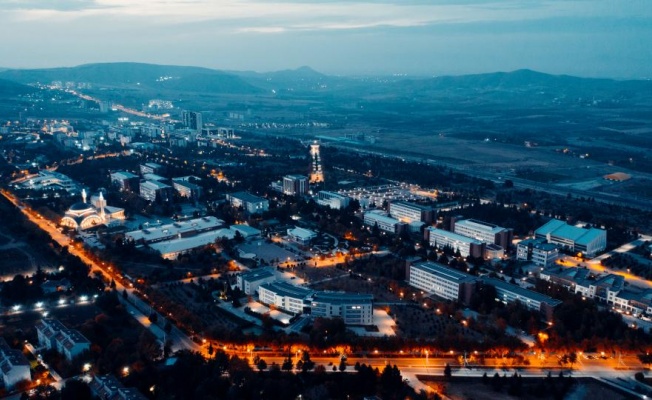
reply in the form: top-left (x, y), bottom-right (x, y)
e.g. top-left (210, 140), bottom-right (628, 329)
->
top-left (283, 174), bottom-right (309, 195)
top-left (181, 110), bottom-right (203, 132)
top-left (309, 141), bottom-right (324, 183)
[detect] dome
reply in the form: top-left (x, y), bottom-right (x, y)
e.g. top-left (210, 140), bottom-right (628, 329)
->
top-left (69, 202), bottom-right (94, 212)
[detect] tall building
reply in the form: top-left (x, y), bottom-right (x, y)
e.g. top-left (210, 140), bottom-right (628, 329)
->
top-left (309, 141), bottom-right (324, 183)
top-left (283, 174), bottom-right (309, 195)
top-left (389, 201), bottom-right (435, 224)
top-left (451, 218), bottom-right (513, 249)
top-left (316, 191), bottom-right (350, 210)
top-left (407, 261), bottom-right (477, 303)
top-left (425, 227), bottom-right (485, 258)
top-left (182, 110), bottom-right (203, 133)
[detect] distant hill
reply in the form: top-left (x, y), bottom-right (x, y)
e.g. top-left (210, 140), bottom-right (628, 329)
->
top-left (0, 62), bottom-right (262, 94)
top-left (0, 79), bottom-right (36, 97)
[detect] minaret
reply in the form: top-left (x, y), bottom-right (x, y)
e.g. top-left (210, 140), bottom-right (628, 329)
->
top-left (99, 191), bottom-right (106, 219)
top-left (82, 188), bottom-right (87, 204)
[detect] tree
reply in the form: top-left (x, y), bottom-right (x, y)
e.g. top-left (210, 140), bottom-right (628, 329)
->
top-left (257, 358), bottom-right (267, 371)
top-left (338, 359), bottom-right (347, 372)
top-left (444, 363), bottom-right (452, 378)
top-left (61, 379), bottom-right (93, 400)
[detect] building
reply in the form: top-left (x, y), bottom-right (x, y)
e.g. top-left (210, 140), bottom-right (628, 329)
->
top-left (482, 277), bottom-right (561, 321)
top-left (236, 268), bottom-right (276, 295)
top-left (287, 227), bottom-right (317, 245)
top-left (307, 292), bottom-right (374, 325)
top-left (230, 224), bottom-right (262, 240)
top-left (148, 228), bottom-right (234, 260)
top-left (41, 278), bottom-right (72, 294)
top-left (139, 180), bottom-right (174, 202)
top-left (425, 227), bottom-right (485, 258)
top-left (516, 238), bottom-right (559, 267)
top-left (60, 189), bottom-right (125, 230)
top-left (407, 261), bottom-right (477, 303)
top-left (181, 110), bottom-right (203, 133)
top-left (110, 171), bottom-right (140, 192)
top-left (283, 175), bottom-right (309, 196)
top-left (534, 219), bottom-right (607, 257)
top-left (226, 192), bottom-right (269, 215)
top-left (0, 338), bottom-right (30, 388)
top-left (258, 281), bottom-right (314, 314)
top-left (35, 319), bottom-right (90, 361)
top-left (452, 218), bottom-right (513, 249)
top-left (389, 201), bottom-right (434, 224)
top-left (316, 191), bottom-right (350, 210)
top-left (90, 375), bottom-right (148, 400)
top-left (139, 162), bottom-right (164, 175)
top-left (172, 176), bottom-right (203, 200)
top-left (363, 210), bottom-right (406, 235)
top-left (17, 170), bottom-right (79, 193)
top-left (484, 243), bottom-right (504, 260)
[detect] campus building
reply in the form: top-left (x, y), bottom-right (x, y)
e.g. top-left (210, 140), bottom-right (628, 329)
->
top-left (125, 216), bottom-right (224, 244)
top-left (424, 227), bottom-right (485, 258)
top-left (516, 238), bottom-right (560, 267)
top-left (258, 281), bottom-right (314, 314)
top-left (226, 191), bottom-right (269, 215)
top-left (110, 171), bottom-right (140, 192)
top-left (282, 175), bottom-right (309, 196)
top-left (389, 201), bottom-right (435, 224)
top-left (0, 338), bottom-right (30, 388)
top-left (307, 292), bottom-right (374, 325)
top-left (482, 277), bottom-right (561, 321)
top-left (90, 375), bottom-right (148, 400)
top-left (451, 218), bottom-right (513, 249)
top-left (35, 319), bottom-right (90, 361)
top-left (139, 162), bottom-right (164, 175)
top-left (60, 189), bottom-right (125, 230)
top-left (534, 219), bottom-right (607, 257)
top-left (287, 227), bottom-right (317, 245)
top-left (236, 268), bottom-right (276, 295)
top-left (363, 210), bottom-right (407, 235)
top-left (407, 261), bottom-right (477, 304)
top-left (316, 191), bottom-right (350, 210)
top-left (139, 179), bottom-right (174, 202)
top-left (172, 176), bottom-right (203, 200)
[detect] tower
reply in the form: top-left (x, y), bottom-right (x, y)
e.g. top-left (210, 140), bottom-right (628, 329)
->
top-left (81, 188), bottom-right (87, 204)
top-left (98, 191), bottom-right (106, 219)
top-left (309, 141), bottom-right (324, 183)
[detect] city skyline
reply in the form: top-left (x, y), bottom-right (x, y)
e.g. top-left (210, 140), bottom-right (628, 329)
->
top-left (0, 0), bottom-right (651, 78)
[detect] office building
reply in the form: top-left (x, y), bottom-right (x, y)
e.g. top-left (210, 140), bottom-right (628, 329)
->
top-left (389, 201), bottom-right (434, 224)
top-left (516, 238), bottom-right (559, 267)
top-left (90, 375), bottom-right (148, 400)
top-left (534, 219), bottom-right (606, 257)
top-left (258, 281), bottom-right (314, 315)
top-left (407, 261), bottom-right (477, 303)
top-left (139, 180), bottom-right (174, 202)
top-left (110, 171), bottom-right (140, 192)
top-left (35, 319), bottom-right (90, 361)
top-left (226, 191), bottom-right (269, 215)
top-left (287, 227), bottom-right (317, 245)
top-left (283, 174), bottom-right (309, 196)
top-left (316, 191), bottom-right (350, 210)
top-left (482, 277), bottom-right (561, 321)
top-left (0, 338), bottom-right (30, 388)
top-left (139, 162), bottom-right (164, 175)
top-left (452, 218), bottom-right (513, 249)
top-left (125, 216), bottom-right (225, 244)
top-left (236, 268), bottom-right (276, 295)
top-left (307, 292), bottom-right (374, 325)
top-left (425, 227), bottom-right (485, 258)
top-left (172, 176), bottom-right (203, 200)
top-left (181, 110), bottom-right (203, 133)
top-left (363, 210), bottom-right (407, 235)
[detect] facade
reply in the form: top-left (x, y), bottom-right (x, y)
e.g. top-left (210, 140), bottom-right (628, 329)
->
top-left (90, 375), bottom-right (148, 400)
top-left (139, 162), bottom-right (164, 175)
top-left (389, 201), bottom-right (434, 224)
top-left (35, 319), bottom-right (90, 361)
top-left (363, 210), bottom-right (406, 235)
top-left (516, 238), bottom-right (559, 267)
top-left (425, 227), bottom-right (485, 258)
top-left (139, 180), bottom-right (174, 202)
top-left (307, 292), bottom-right (374, 325)
top-left (0, 338), bottom-right (30, 388)
top-left (452, 218), bottom-right (513, 249)
top-left (126, 216), bottom-right (224, 244)
top-left (316, 191), bottom-right (350, 210)
top-left (287, 227), bottom-right (317, 245)
top-left (181, 110), bottom-right (203, 133)
top-left (258, 281), bottom-right (314, 314)
top-left (282, 175), bottom-right (309, 196)
top-left (236, 268), bottom-right (276, 295)
top-left (407, 261), bottom-right (477, 303)
top-left (534, 219), bottom-right (607, 257)
top-left (172, 176), bottom-right (203, 200)
top-left (110, 171), bottom-right (140, 192)
top-left (226, 192), bottom-right (269, 215)
top-left (482, 277), bottom-right (561, 321)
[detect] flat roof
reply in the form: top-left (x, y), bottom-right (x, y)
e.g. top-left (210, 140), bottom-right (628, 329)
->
top-left (228, 191), bottom-right (267, 203)
top-left (260, 281), bottom-right (313, 299)
top-left (426, 227), bottom-right (483, 245)
top-left (534, 219), bottom-right (567, 236)
top-left (310, 291), bottom-right (373, 304)
top-left (390, 200), bottom-right (434, 211)
top-left (364, 210), bottom-right (400, 225)
top-left (411, 261), bottom-right (477, 283)
top-left (126, 216), bottom-right (224, 242)
top-left (455, 218), bottom-right (506, 234)
top-left (288, 227), bottom-right (317, 240)
top-left (149, 229), bottom-right (233, 255)
top-left (483, 277), bottom-right (562, 307)
top-left (239, 268), bottom-right (275, 282)
top-left (110, 171), bottom-right (138, 179)
top-left (141, 180), bottom-right (171, 190)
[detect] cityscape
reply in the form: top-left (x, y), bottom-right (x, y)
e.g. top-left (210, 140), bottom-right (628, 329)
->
top-left (1, 1), bottom-right (652, 400)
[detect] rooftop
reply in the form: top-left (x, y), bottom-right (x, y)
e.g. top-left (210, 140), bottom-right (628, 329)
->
top-left (228, 191), bottom-right (267, 203)
top-left (411, 261), bottom-right (477, 284)
top-left (260, 281), bottom-right (314, 299)
top-left (239, 268), bottom-right (275, 282)
top-left (426, 227), bottom-right (483, 245)
top-left (483, 277), bottom-right (562, 307)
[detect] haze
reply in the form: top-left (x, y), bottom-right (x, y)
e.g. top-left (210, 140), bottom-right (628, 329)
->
top-left (1, 0), bottom-right (652, 78)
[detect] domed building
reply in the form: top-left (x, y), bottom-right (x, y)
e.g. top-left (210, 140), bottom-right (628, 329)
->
top-left (60, 189), bottom-right (125, 230)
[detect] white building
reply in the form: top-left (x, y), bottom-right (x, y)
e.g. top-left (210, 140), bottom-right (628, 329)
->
top-left (258, 281), bottom-right (314, 314)
top-left (388, 201), bottom-right (434, 224)
top-left (140, 162), bottom-right (164, 175)
top-left (125, 216), bottom-right (224, 244)
top-left (363, 210), bottom-right (406, 234)
top-left (283, 175), bottom-right (309, 196)
top-left (236, 268), bottom-right (276, 295)
top-left (0, 338), bottom-right (30, 388)
top-left (18, 170), bottom-right (79, 193)
top-left (110, 171), bottom-right (139, 191)
top-left (516, 238), bottom-right (559, 267)
top-left (287, 227), bottom-right (317, 245)
top-left (316, 191), bottom-right (350, 210)
top-left (35, 319), bottom-right (90, 361)
top-left (482, 277), bottom-right (561, 321)
top-left (226, 192), bottom-right (269, 215)
top-left (534, 219), bottom-right (607, 257)
top-left (307, 292), bottom-right (374, 325)
top-left (425, 227), bottom-right (485, 258)
top-left (452, 218), bottom-right (513, 249)
top-left (139, 180), bottom-right (173, 202)
top-left (60, 189), bottom-right (125, 230)
top-left (407, 261), bottom-right (477, 303)
top-left (172, 176), bottom-right (203, 199)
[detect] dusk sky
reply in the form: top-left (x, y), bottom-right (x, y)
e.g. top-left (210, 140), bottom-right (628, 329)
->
top-left (1, 0), bottom-right (651, 78)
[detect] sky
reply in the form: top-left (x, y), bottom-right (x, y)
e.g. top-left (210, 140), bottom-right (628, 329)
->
top-left (1, 0), bottom-right (651, 78)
